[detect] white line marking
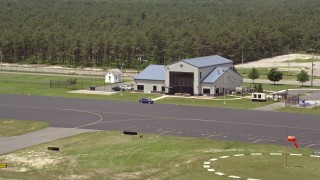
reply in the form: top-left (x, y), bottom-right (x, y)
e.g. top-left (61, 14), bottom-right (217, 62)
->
top-left (209, 158), bottom-right (217, 161)
top-left (203, 161), bottom-right (210, 165)
top-left (304, 144), bottom-right (314, 148)
top-left (206, 134), bottom-right (227, 138)
top-left (233, 154), bottom-right (245, 157)
top-left (229, 175), bottom-right (241, 179)
top-left (207, 169), bottom-right (215, 172)
top-left (219, 156), bottom-right (230, 159)
top-left (203, 165), bottom-right (210, 168)
top-left (290, 153), bottom-right (302, 156)
top-left (270, 153), bottom-right (282, 155)
top-left (4, 104), bottom-right (320, 132)
top-left (251, 153), bottom-right (263, 156)
top-left (247, 178), bottom-right (261, 180)
top-left (157, 130), bottom-right (182, 135)
top-left (310, 155), bottom-right (320, 158)
top-left (252, 139), bottom-right (263, 143)
top-left (215, 172), bottom-right (225, 176)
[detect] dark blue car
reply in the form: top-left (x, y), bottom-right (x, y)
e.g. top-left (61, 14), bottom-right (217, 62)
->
top-left (139, 98), bottom-right (154, 104)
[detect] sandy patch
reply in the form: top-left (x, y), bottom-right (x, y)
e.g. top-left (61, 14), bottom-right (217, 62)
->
top-left (111, 169), bottom-right (159, 180)
top-left (0, 150), bottom-right (67, 172)
top-left (0, 121), bottom-right (14, 124)
top-left (235, 54), bottom-right (320, 76)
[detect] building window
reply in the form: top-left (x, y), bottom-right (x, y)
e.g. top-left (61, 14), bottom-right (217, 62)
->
top-left (161, 86), bottom-right (165, 91)
top-left (203, 88), bottom-right (210, 94)
top-left (200, 72), bottom-right (202, 79)
top-left (153, 86), bottom-right (157, 91)
top-left (180, 64), bottom-right (183, 68)
top-left (254, 94), bottom-right (257, 98)
top-left (137, 85), bottom-right (144, 90)
top-left (258, 94), bottom-right (261, 98)
top-left (215, 88), bottom-right (219, 94)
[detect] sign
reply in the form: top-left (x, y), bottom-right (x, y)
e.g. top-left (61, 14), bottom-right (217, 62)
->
top-left (313, 151), bottom-right (320, 155)
top-left (123, 131), bottom-right (138, 135)
top-left (0, 163), bottom-right (7, 168)
top-left (48, 147), bottom-right (60, 151)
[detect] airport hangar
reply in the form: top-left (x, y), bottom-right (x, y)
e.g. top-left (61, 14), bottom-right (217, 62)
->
top-left (133, 55), bottom-right (243, 96)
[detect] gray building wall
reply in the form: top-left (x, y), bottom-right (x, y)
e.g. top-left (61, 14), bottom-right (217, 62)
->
top-left (201, 69), bottom-right (242, 95)
top-left (134, 80), bottom-right (165, 92)
top-left (165, 62), bottom-right (199, 94)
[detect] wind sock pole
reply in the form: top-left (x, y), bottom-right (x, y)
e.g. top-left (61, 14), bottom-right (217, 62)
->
top-left (286, 133), bottom-right (288, 167)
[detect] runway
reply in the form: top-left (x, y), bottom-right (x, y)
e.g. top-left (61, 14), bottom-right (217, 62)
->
top-left (1, 94), bottom-right (320, 149)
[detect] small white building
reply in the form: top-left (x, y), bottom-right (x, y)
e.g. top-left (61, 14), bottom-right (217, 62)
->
top-left (105, 69), bottom-right (122, 83)
top-left (252, 92), bottom-right (267, 102)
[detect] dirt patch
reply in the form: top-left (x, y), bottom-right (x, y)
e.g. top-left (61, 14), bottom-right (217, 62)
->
top-left (0, 150), bottom-right (68, 172)
top-left (235, 54), bottom-right (320, 76)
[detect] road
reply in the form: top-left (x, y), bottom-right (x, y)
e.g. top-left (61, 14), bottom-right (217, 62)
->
top-left (243, 78), bottom-right (320, 87)
top-left (1, 94), bottom-right (320, 150)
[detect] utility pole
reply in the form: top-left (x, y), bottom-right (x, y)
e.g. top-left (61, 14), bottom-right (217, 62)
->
top-left (311, 61), bottom-right (315, 87)
top-left (223, 69), bottom-right (227, 104)
top-left (0, 49), bottom-right (2, 70)
top-left (241, 51), bottom-right (244, 69)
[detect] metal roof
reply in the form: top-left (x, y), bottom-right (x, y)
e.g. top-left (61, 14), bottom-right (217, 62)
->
top-left (106, 69), bottom-right (122, 76)
top-left (182, 55), bottom-right (232, 68)
top-left (201, 67), bottom-right (230, 83)
top-left (134, 65), bottom-right (165, 81)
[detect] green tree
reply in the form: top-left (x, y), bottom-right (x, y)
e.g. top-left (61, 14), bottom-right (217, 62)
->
top-left (296, 70), bottom-right (309, 86)
top-left (248, 67), bottom-right (260, 83)
top-left (257, 83), bottom-right (263, 92)
top-left (267, 68), bottom-right (283, 84)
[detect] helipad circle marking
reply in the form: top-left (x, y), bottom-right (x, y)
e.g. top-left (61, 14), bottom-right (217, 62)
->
top-left (204, 152), bottom-right (320, 179)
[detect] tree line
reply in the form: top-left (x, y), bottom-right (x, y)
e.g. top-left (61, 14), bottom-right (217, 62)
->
top-left (0, 0), bottom-right (319, 69)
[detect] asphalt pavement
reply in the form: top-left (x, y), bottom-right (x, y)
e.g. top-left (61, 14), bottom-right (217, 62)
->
top-left (1, 94), bottom-right (320, 154)
top-left (0, 127), bottom-right (97, 155)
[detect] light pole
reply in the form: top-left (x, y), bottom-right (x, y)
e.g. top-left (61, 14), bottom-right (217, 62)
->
top-left (119, 61), bottom-right (124, 83)
top-left (137, 56), bottom-right (141, 73)
top-left (311, 61), bottom-right (315, 87)
top-left (223, 69), bottom-right (227, 104)
top-left (0, 49), bottom-right (2, 70)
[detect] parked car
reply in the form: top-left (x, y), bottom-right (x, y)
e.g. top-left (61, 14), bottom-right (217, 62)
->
top-left (120, 84), bottom-right (133, 91)
top-left (139, 98), bottom-right (154, 104)
top-left (112, 86), bottom-right (121, 91)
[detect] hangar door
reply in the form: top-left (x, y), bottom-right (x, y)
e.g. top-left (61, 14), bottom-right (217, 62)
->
top-left (169, 72), bottom-right (194, 95)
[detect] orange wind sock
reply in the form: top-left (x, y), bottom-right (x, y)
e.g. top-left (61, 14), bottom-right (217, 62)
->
top-left (287, 136), bottom-right (299, 148)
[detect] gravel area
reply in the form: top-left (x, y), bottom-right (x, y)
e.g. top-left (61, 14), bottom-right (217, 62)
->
top-left (235, 54), bottom-right (320, 76)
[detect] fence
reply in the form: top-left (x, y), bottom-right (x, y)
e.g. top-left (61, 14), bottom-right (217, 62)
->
top-left (285, 94), bottom-right (300, 107)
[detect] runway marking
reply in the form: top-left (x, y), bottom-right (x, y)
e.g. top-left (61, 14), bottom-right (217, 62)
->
top-left (304, 144), bottom-right (315, 148)
top-left (2, 104), bottom-right (320, 147)
top-left (0, 104), bottom-right (103, 128)
top-left (252, 139), bottom-right (262, 143)
top-left (157, 130), bottom-right (182, 135)
top-left (87, 109), bottom-right (320, 132)
top-left (205, 152), bottom-right (320, 179)
top-left (201, 133), bottom-right (228, 138)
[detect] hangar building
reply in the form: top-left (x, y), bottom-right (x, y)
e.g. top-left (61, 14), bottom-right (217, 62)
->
top-left (134, 55), bottom-right (243, 96)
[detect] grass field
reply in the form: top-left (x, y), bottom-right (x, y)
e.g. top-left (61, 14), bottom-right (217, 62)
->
top-left (0, 73), bottom-right (161, 101)
top-left (0, 131), bottom-right (318, 179)
top-left (276, 107), bottom-right (320, 114)
top-left (0, 119), bottom-right (48, 136)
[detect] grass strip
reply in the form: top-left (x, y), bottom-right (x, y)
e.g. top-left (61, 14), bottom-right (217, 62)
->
top-left (0, 119), bottom-right (48, 136)
top-left (0, 131), bottom-right (318, 179)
